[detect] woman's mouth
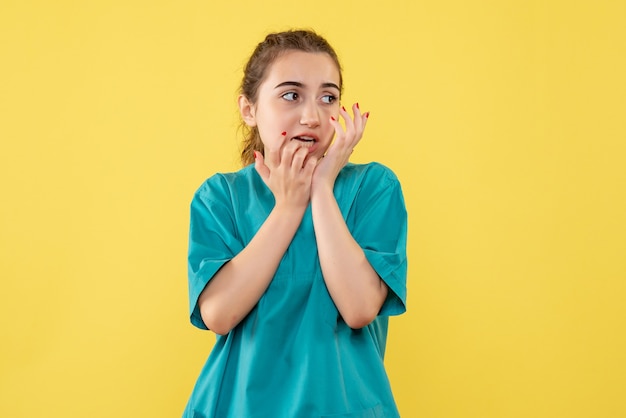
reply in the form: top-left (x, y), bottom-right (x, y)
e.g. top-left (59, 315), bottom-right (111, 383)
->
top-left (291, 135), bottom-right (316, 143)
top-left (290, 135), bottom-right (319, 152)
top-left (291, 135), bottom-right (318, 150)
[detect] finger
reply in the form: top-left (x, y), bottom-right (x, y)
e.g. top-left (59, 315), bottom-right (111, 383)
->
top-left (357, 111), bottom-right (370, 142)
top-left (265, 147), bottom-right (280, 170)
top-left (291, 146), bottom-right (309, 173)
top-left (349, 103), bottom-right (370, 152)
top-left (302, 155), bottom-right (318, 178)
top-left (339, 105), bottom-right (355, 137)
top-left (254, 151), bottom-right (270, 182)
top-left (343, 105), bottom-right (363, 151)
top-left (281, 138), bottom-right (304, 167)
top-left (351, 102), bottom-right (364, 135)
top-left (329, 114), bottom-right (345, 141)
top-left (265, 131), bottom-right (288, 169)
top-left (354, 102), bottom-right (363, 118)
top-left (333, 108), bottom-right (355, 154)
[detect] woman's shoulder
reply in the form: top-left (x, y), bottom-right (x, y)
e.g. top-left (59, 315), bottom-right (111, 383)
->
top-left (339, 161), bottom-right (401, 188)
top-left (193, 165), bottom-right (257, 201)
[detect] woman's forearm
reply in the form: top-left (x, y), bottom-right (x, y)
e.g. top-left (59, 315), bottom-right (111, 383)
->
top-left (198, 203), bottom-right (306, 335)
top-left (311, 185), bottom-right (388, 329)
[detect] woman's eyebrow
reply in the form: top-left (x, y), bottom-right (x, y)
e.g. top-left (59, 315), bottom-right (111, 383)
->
top-left (275, 81), bottom-right (303, 89)
top-left (274, 81), bottom-right (340, 91)
top-left (321, 82), bottom-right (340, 91)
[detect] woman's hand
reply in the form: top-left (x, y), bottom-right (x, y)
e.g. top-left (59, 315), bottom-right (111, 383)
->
top-left (200, 133), bottom-right (318, 335)
top-left (308, 103), bottom-right (385, 329)
top-left (312, 103), bottom-right (369, 191)
top-left (254, 132), bottom-right (318, 210)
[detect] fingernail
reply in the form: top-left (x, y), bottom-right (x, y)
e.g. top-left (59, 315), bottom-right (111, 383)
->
top-left (342, 106), bottom-right (346, 112)
top-left (365, 112), bottom-right (370, 118)
top-left (253, 151), bottom-right (258, 159)
top-left (281, 131), bottom-right (287, 136)
top-left (330, 116), bottom-right (336, 121)
top-left (356, 102), bottom-right (360, 109)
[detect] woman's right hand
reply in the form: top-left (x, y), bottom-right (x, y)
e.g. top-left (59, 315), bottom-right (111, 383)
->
top-left (254, 132), bottom-right (318, 210)
top-left (199, 133), bottom-right (318, 335)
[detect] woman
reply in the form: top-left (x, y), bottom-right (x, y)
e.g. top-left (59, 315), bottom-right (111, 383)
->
top-left (185, 29), bottom-right (407, 417)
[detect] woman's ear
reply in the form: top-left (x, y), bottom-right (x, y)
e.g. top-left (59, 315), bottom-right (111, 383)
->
top-left (238, 95), bottom-right (256, 127)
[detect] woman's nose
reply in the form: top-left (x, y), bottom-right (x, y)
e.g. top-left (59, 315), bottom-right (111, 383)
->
top-left (299, 100), bottom-right (320, 127)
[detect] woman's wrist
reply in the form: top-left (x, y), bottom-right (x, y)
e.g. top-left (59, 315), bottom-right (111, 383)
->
top-left (273, 199), bottom-right (309, 217)
top-left (310, 182), bottom-right (335, 206)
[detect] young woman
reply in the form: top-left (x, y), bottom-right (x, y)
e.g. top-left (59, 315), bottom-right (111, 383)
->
top-left (185, 29), bottom-right (408, 418)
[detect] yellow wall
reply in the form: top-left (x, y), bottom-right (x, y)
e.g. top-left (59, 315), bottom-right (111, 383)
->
top-left (1, 1), bottom-right (625, 417)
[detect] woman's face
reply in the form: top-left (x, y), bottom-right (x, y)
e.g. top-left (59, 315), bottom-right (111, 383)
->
top-left (240, 50), bottom-right (341, 160)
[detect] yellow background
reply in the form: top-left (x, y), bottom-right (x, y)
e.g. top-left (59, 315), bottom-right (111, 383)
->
top-left (1, 1), bottom-right (625, 417)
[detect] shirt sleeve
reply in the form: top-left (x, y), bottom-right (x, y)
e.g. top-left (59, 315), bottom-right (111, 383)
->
top-left (187, 176), bottom-right (244, 330)
top-left (349, 164), bottom-right (408, 317)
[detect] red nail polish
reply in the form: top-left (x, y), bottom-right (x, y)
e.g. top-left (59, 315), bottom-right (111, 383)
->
top-left (356, 102), bottom-right (360, 109)
top-left (330, 116), bottom-right (336, 121)
top-left (253, 151), bottom-right (258, 159)
top-left (281, 131), bottom-right (287, 136)
top-left (342, 106), bottom-right (346, 112)
top-left (365, 112), bottom-right (370, 118)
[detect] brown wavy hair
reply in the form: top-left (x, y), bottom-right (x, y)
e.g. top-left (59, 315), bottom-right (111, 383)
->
top-left (239, 29), bottom-right (343, 166)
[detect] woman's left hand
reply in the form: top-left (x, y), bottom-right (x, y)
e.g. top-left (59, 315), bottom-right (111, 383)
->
top-left (312, 103), bottom-right (369, 191)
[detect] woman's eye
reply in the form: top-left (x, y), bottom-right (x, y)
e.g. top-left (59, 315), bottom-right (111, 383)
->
top-left (321, 95), bottom-right (337, 104)
top-left (282, 92), bottom-right (298, 101)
